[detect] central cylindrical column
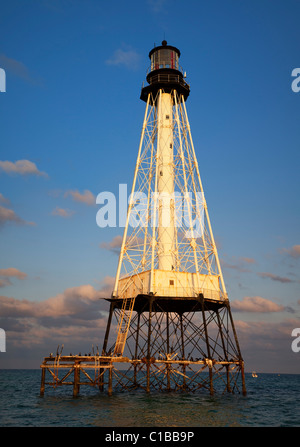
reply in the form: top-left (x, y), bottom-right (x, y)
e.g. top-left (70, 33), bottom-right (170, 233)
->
top-left (157, 91), bottom-right (175, 271)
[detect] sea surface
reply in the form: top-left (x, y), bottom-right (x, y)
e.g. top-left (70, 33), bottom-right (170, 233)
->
top-left (0, 369), bottom-right (299, 427)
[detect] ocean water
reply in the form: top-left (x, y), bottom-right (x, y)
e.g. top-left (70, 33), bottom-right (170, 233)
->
top-left (0, 369), bottom-right (299, 427)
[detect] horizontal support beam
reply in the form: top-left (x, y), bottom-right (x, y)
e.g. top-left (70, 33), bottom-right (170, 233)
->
top-left (40, 364), bottom-right (112, 369)
top-left (44, 382), bottom-right (105, 386)
top-left (41, 355), bottom-right (242, 368)
top-left (42, 355), bottom-right (112, 362)
top-left (128, 359), bottom-right (241, 366)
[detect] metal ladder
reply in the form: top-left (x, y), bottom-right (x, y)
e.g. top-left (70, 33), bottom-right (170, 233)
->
top-left (113, 297), bottom-right (136, 356)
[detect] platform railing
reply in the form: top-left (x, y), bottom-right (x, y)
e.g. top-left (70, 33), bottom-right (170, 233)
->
top-left (118, 284), bottom-right (226, 301)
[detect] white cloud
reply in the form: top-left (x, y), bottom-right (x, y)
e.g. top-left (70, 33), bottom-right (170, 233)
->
top-left (0, 193), bottom-right (10, 204)
top-left (281, 245), bottom-right (300, 259)
top-left (0, 278), bottom-right (12, 287)
top-left (240, 257), bottom-right (256, 264)
top-left (64, 189), bottom-right (95, 206)
top-left (0, 53), bottom-right (31, 81)
top-left (0, 268), bottom-right (27, 288)
top-left (231, 296), bottom-right (284, 313)
top-left (221, 256), bottom-right (256, 273)
top-left (0, 53), bottom-right (42, 86)
top-left (147, 0), bottom-right (168, 12)
top-left (0, 279), bottom-right (114, 348)
top-left (0, 268), bottom-right (27, 280)
top-left (100, 235), bottom-right (123, 254)
top-left (100, 235), bottom-right (144, 255)
top-left (0, 160), bottom-right (48, 177)
top-left (106, 47), bottom-right (141, 70)
top-left (0, 205), bottom-right (35, 227)
top-left (257, 272), bottom-right (294, 283)
top-left (51, 207), bottom-right (75, 218)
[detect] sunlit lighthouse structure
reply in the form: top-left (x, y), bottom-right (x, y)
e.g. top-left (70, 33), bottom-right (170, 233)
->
top-left (40, 41), bottom-right (246, 396)
top-left (102, 41), bottom-right (246, 395)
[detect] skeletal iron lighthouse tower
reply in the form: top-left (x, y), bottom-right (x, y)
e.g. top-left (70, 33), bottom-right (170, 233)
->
top-left (102, 41), bottom-right (246, 395)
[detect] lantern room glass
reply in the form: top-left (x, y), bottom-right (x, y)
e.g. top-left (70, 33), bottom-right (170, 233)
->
top-left (151, 49), bottom-right (179, 71)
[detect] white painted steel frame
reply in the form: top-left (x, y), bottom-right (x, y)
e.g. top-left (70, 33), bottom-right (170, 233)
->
top-left (112, 89), bottom-right (227, 301)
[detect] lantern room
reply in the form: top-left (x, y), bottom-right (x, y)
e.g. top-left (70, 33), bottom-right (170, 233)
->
top-left (140, 40), bottom-right (190, 103)
top-left (149, 40), bottom-right (180, 71)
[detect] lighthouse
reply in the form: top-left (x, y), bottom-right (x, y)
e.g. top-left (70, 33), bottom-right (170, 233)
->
top-left (102, 41), bottom-right (246, 395)
top-left (40, 41), bottom-right (246, 397)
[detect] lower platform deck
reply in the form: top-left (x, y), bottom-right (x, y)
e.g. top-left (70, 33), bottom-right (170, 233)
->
top-left (40, 354), bottom-right (246, 396)
top-left (107, 294), bottom-right (227, 313)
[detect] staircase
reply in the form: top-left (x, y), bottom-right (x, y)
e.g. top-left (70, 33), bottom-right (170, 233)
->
top-left (113, 297), bottom-right (136, 356)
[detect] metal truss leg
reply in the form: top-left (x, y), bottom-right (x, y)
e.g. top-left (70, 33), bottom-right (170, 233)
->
top-left (146, 299), bottom-right (153, 393)
top-left (40, 367), bottom-right (45, 396)
top-left (73, 364), bottom-right (80, 397)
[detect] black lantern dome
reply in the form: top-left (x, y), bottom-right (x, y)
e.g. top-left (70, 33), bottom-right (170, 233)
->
top-left (140, 40), bottom-right (190, 103)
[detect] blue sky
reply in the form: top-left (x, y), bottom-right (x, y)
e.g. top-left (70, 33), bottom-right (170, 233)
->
top-left (0, 0), bottom-right (299, 372)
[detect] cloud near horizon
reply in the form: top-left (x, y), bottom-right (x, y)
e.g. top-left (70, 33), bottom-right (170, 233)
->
top-left (0, 268), bottom-right (27, 280)
top-left (0, 278), bottom-right (114, 348)
top-left (0, 268), bottom-right (27, 287)
top-left (234, 317), bottom-right (300, 352)
top-left (1, 279), bottom-right (299, 371)
top-left (231, 296), bottom-right (284, 313)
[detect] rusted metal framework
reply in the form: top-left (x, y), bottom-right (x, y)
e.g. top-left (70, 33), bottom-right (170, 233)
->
top-left (40, 353), bottom-right (113, 397)
top-left (40, 294), bottom-right (246, 396)
top-left (100, 295), bottom-right (246, 395)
